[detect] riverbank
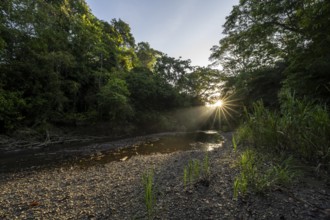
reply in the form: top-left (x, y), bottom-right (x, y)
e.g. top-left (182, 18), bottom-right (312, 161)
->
top-left (0, 133), bottom-right (329, 219)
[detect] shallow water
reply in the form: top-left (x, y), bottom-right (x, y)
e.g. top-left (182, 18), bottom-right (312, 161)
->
top-left (81, 131), bottom-right (223, 165)
top-left (0, 131), bottom-right (223, 172)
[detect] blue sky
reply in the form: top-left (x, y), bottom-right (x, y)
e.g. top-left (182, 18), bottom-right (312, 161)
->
top-left (85, 0), bottom-right (239, 67)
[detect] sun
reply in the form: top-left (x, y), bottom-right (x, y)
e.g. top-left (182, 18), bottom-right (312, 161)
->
top-left (213, 100), bottom-right (223, 107)
top-left (206, 99), bottom-right (224, 108)
top-left (202, 93), bottom-right (240, 130)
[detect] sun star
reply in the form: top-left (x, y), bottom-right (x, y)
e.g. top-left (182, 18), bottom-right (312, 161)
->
top-left (206, 100), bottom-right (224, 108)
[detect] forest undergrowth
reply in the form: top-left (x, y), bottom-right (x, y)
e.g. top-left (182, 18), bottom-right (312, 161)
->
top-left (233, 91), bottom-right (330, 197)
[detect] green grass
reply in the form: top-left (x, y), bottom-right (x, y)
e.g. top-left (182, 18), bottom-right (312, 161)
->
top-left (235, 91), bottom-right (330, 169)
top-left (233, 150), bottom-right (256, 197)
top-left (202, 153), bottom-right (210, 177)
top-left (193, 159), bottom-right (200, 180)
top-left (183, 154), bottom-right (210, 190)
top-left (232, 92), bottom-right (325, 197)
top-left (183, 167), bottom-right (188, 189)
top-left (184, 159), bottom-right (200, 189)
top-left (233, 150), bottom-right (296, 198)
top-left (142, 169), bottom-right (155, 219)
top-left (233, 174), bottom-right (248, 198)
top-left (232, 135), bottom-right (237, 152)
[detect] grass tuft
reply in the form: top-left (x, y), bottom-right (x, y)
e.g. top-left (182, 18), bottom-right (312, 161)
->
top-left (233, 150), bottom-right (296, 198)
top-left (235, 91), bottom-right (330, 169)
top-left (232, 135), bottom-right (237, 152)
top-left (183, 153), bottom-right (210, 190)
top-left (142, 169), bottom-right (155, 219)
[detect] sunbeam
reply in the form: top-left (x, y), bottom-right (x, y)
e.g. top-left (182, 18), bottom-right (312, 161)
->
top-left (204, 94), bottom-right (240, 130)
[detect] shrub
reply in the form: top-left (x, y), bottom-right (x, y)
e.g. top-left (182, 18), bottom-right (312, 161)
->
top-left (234, 150), bottom-right (296, 198)
top-left (236, 91), bottom-right (330, 168)
top-left (278, 90), bottom-right (330, 165)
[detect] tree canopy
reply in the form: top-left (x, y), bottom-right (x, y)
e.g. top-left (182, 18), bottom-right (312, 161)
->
top-left (0, 0), bottom-right (222, 133)
top-left (210, 0), bottom-right (330, 107)
top-left (2, 0), bottom-right (328, 135)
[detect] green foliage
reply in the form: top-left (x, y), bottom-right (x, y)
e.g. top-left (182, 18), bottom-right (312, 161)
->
top-left (237, 101), bottom-right (281, 150)
top-left (193, 159), bottom-right (200, 180)
top-left (233, 91), bottom-right (329, 196)
top-left (0, 0), bottom-right (208, 133)
top-left (0, 0), bottom-right (103, 130)
top-left (232, 135), bottom-right (237, 153)
top-left (125, 68), bottom-right (159, 111)
top-left (183, 154), bottom-right (210, 190)
top-left (185, 67), bottom-right (224, 103)
top-left (183, 159), bottom-right (199, 189)
top-left (207, 0), bottom-right (330, 195)
top-left (97, 77), bottom-right (133, 121)
top-left (211, 0), bottom-right (330, 108)
top-left (125, 66), bottom-right (200, 132)
top-left (128, 67), bottom-right (192, 111)
top-left (269, 157), bottom-right (296, 186)
top-left (133, 111), bottom-right (174, 133)
top-left (142, 169), bottom-right (156, 219)
top-left (236, 92), bottom-right (330, 168)
top-left (136, 42), bottom-right (161, 71)
top-left (203, 153), bottom-right (210, 177)
top-left (154, 54), bottom-right (193, 91)
top-left (233, 150), bottom-right (295, 198)
top-left (0, 89), bottom-right (26, 130)
top-left (183, 166), bottom-right (188, 189)
top-left (278, 91), bottom-right (330, 164)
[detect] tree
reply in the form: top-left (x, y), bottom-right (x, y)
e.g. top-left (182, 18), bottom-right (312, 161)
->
top-left (136, 42), bottom-right (161, 71)
top-left (210, 0), bottom-right (330, 105)
top-left (0, 0), bottom-right (204, 133)
top-left (109, 18), bottom-right (137, 71)
top-left (97, 77), bottom-right (133, 121)
top-left (154, 54), bottom-right (193, 91)
top-left (0, 89), bottom-right (26, 131)
top-left (185, 67), bottom-right (224, 103)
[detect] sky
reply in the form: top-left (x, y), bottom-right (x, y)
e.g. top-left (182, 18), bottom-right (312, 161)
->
top-left (85, 0), bottom-right (239, 67)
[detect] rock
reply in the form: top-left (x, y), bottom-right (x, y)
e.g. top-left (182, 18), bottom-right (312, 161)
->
top-left (120, 156), bottom-right (128, 161)
top-left (0, 132), bottom-right (329, 219)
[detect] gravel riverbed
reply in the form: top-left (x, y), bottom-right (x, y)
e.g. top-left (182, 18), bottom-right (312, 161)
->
top-left (0, 133), bottom-right (329, 219)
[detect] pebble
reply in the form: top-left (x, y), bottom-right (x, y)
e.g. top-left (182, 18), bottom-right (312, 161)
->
top-left (0, 133), bottom-right (329, 219)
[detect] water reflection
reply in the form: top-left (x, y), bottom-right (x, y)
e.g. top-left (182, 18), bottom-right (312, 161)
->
top-left (83, 131), bottom-right (224, 165)
top-left (0, 131), bottom-right (224, 172)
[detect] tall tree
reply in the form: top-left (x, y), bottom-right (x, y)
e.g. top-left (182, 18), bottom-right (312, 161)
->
top-left (185, 67), bottom-right (224, 103)
top-left (154, 54), bottom-right (193, 91)
top-left (109, 18), bottom-right (137, 71)
top-left (0, 0), bottom-right (202, 133)
top-left (135, 42), bottom-right (161, 71)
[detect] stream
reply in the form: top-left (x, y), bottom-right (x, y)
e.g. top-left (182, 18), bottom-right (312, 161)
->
top-left (0, 130), bottom-right (223, 172)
